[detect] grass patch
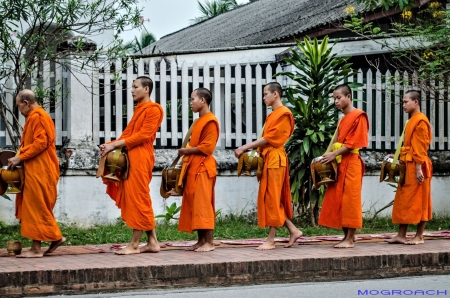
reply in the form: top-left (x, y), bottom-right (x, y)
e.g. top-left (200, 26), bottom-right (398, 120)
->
top-left (1, 214), bottom-right (449, 249)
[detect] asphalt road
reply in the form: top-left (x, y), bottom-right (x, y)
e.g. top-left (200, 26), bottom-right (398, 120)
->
top-left (45, 275), bottom-right (450, 298)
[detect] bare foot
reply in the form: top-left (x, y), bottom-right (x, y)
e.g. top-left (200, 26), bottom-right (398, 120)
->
top-left (44, 237), bottom-right (66, 255)
top-left (115, 245), bottom-right (141, 255)
top-left (16, 249), bottom-right (43, 258)
top-left (284, 230), bottom-right (303, 248)
top-left (385, 235), bottom-right (407, 244)
top-left (334, 239), bottom-right (354, 248)
top-left (256, 241), bottom-right (276, 250)
top-left (140, 243), bottom-right (161, 253)
top-left (405, 236), bottom-right (424, 245)
top-left (194, 243), bottom-right (215, 252)
top-left (185, 241), bottom-right (203, 251)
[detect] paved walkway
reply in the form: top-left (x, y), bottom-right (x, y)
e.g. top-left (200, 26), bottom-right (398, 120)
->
top-left (1, 238), bottom-right (450, 297)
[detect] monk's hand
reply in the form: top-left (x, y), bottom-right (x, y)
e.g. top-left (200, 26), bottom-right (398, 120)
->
top-left (7, 156), bottom-right (21, 169)
top-left (99, 143), bottom-right (115, 157)
top-left (416, 166), bottom-right (424, 184)
top-left (178, 148), bottom-right (189, 156)
top-left (321, 152), bottom-right (336, 164)
top-left (234, 147), bottom-right (246, 158)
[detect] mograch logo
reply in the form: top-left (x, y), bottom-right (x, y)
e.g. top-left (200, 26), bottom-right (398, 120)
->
top-left (358, 290), bottom-right (448, 296)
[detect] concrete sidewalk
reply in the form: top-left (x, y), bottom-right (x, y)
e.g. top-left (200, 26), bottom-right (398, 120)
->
top-left (1, 239), bottom-right (450, 297)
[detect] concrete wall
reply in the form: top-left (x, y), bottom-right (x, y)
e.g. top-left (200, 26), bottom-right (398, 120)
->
top-left (1, 173), bottom-right (450, 226)
top-left (1, 149), bottom-right (450, 226)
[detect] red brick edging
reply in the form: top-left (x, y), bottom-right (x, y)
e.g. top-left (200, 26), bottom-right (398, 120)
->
top-left (1, 240), bottom-right (450, 296)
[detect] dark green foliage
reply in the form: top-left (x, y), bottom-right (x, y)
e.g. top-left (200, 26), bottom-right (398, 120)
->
top-left (275, 36), bottom-right (361, 225)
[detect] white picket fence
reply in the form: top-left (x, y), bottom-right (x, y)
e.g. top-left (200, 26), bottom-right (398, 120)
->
top-left (1, 58), bottom-right (449, 150)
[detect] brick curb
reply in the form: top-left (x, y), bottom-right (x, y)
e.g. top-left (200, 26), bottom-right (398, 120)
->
top-left (1, 241), bottom-right (450, 296)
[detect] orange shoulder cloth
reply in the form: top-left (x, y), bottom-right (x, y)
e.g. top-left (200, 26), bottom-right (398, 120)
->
top-left (21, 106), bottom-right (55, 146)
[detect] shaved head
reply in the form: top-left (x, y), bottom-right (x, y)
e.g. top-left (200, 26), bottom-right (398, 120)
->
top-left (17, 89), bottom-right (37, 103)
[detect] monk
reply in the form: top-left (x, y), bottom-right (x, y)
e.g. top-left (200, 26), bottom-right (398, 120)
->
top-left (234, 82), bottom-right (302, 250)
top-left (319, 84), bottom-right (369, 248)
top-left (386, 90), bottom-right (432, 245)
top-left (7, 89), bottom-right (65, 258)
top-left (99, 76), bottom-right (163, 255)
top-left (176, 88), bottom-right (220, 252)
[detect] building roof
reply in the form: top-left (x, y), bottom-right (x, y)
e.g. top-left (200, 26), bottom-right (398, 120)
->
top-left (141, 0), bottom-right (367, 55)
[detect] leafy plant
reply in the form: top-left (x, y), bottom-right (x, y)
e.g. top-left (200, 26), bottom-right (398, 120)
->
top-left (0, 0), bottom-right (145, 149)
top-left (346, 1), bottom-right (449, 95)
top-left (156, 202), bottom-right (181, 222)
top-left (191, 0), bottom-right (239, 24)
top-left (275, 36), bottom-right (361, 226)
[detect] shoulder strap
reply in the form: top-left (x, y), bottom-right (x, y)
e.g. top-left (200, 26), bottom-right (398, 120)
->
top-left (391, 120), bottom-right (409, 170)
top-left (249, 123), bottom-right (266, 158)
top-left (170, 119), bottom-right (198, 168)
top-left (326, 117), bottom-right (342, 153)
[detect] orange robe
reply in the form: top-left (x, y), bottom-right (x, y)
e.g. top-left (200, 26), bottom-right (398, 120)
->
top-left (257, 106), bottom-right (294, 228)
top-left (178, 112), bottom-right (219, 233)
top-left (318, 109), bottom-right (369, 229)
top-left (15, 106), bottom-right (62, 241)
top-left (104, 101), bottom-right (163, 231)
top-left (392, 112), bottom-right (432, 224)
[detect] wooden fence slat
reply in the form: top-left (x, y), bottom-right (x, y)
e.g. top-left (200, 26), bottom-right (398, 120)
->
top-left (357, 69), bottom-right (363, 110)
top-left (394, 71), bottom-right (401, 146)
top-left (149, 59), bottom-right (156, 101)
top-left (159, 59), bottom-right (167, 146)
top-left (115, 59), bottom-right (123, 139)
top-left (203, 62), bottom-right (210, 91)
top-left (375, 69), bottom-right (382, 149)
top-left (92, 66), bottom-right (100, 145)
top-left (214, 63), bottom-right (222, 147)
top-left (384, 70), bottom-right (392, 149)
top-left (265, 64), bottom-right (273, 116)
top-left (54, 62), bottom-right (63, 145)
top-left (255, 64), bottom-right (263, 134)
top-left (430, 78), bottom-right (436, 150)
top-left (225, 63), bottom-right (232, 147)
top-left (104, 61), bottom-right (111, 142)
top-left (181, 61), bottom-right (189, 141)
top-left (366, 69), bottom-right (373, 149)
top-left (138, 58), bottom-right (144, 76)
top-left (245, 64), bottom-right (253, 143)
top-left (439, 79), bottom-right (445, 149)
top-left (192, 62), bottom-right (200, 121)
top-left (126, 58), bottom-right (134, 123)
top-left (448, 79), bottom-right (450, 150)
top-left (5, 76), bottom-right (14, 146)
top-left (170, 59), bottom-right (178, 146)
top-left (235, 64), bottom-right (242, 146)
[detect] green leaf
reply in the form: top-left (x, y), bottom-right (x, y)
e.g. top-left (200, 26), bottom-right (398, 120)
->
top-left (302, 137), bottom-right (310, 153)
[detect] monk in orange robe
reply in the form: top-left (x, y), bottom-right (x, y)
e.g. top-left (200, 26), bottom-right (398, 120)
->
top-left (100, 76), bottom-right (163, 255)
top-left (319, 84), bottom-right (369, 248)
top-left (234, 82), bottom-right (302, 250)
top-left (7, 89), bottom-right (65, 258)
top-left (176, 88), bottom-right (219, 252)
top-left (386, 90), bottom-right (432, 245)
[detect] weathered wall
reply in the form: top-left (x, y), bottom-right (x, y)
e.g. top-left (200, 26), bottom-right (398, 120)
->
top-left (0, 149), bottom-right (449, 226)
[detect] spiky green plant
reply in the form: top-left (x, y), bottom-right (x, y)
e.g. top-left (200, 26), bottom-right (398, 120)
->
top-left (276, 36), bottom-right (361, 226)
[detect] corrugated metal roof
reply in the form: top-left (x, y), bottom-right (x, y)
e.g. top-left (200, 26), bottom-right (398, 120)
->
top-left (141, 0), bottom-right (368, 55)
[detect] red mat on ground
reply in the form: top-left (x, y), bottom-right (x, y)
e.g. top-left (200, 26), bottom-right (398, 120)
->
top-left (0, 246), bottom-right (109, 257)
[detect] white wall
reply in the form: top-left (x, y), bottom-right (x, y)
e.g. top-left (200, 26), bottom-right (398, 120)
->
top-left (1, 174), bottom-right (449, 226)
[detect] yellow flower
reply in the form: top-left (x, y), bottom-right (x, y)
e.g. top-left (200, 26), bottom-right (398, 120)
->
top-left (345, 6), bottom-right (355, 15)
top-left (432, 11), bottom-right (443, 18)
top-left (430, 2), bottom-right (440, 9)
top-left (401, 10), bottom-right (413, 20)
top-left (423, 51), bottom-right (434, 59)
